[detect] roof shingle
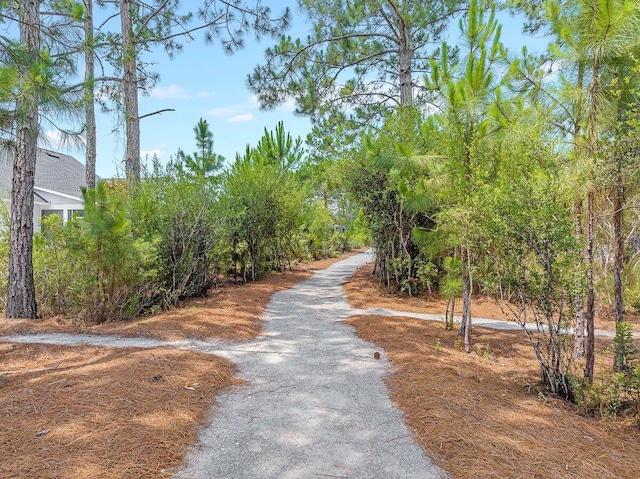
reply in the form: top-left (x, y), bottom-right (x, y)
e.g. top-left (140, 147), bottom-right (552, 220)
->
top-left (0, 148), bottom-right (97, 199)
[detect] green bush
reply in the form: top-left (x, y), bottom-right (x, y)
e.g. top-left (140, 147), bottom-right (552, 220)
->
top-left (131, 161), bottom-right (223, 305)
top-left (31, 184), bottom-right (158, 322)
top-left (299, 200), bottom-right (337, 260)
top-left (223, 149), bottom-right (306, 280)
top-left (574, 365), bottom-right (640, 423)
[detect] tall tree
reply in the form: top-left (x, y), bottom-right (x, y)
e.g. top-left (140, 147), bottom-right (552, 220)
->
top-left (120, 0), bottom-right (140, 184)
top-left (113, 0), bottom-right (290, 184)
top-left (84, 0), bottom-right (96, 188)
top-left (3, 1), bottom-right (84, 318)
top-left (574, 0), bottom-right (640, 381)
top-left (248, 0), bottom-right (462, 128)
top-left (6, 0), bottom-right (41, 318)
top-left (424, 0), bottom-right (507, 352)
top-left (535, 0), bottom-right (640, 377)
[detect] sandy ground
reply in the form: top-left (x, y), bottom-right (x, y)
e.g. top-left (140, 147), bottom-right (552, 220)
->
top-left (176, 251), bottom-right (445, 479)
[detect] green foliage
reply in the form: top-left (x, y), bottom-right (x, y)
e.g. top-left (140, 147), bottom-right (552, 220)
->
top-left (613, 320), bottom-right (639, 372)
top-left (441, 256), bottom-right (463, 299)
top-left (79, 183), bottom-right (158, 322)
top-left (32, 214), bottom-right (77, 317)
top-left (223, 147), bottom-right (306, 280)
top-left (343, 108), bottom-right (433, 294)
top-left (254, 121), bottom-right (304, 172)
top-left (248, 0), bottom-right (463, 128)
top-left (131, 158), bottom-right (223, 305)
top-left (415, 258), bottom-right (438, 295)
top-left (298, 199), bottom-right (338, 260)
top-left (473, 125), bottom-right (580, 398)
top-left (30, 184), bottom-right (157, 322)
top-left (573, 363), bottom-right (640, 423)
top-left (176, 118), bottom-right (224, 178)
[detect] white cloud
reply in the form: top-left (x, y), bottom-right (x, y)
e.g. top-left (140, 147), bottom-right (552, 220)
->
top-left (277, 97), bottom-right (297, 113)
top-left (542, 60), bottom-right (561, 82)
top-left (198, 90), bottom-right (212, 98)
top-left (140, 145), bottom-right (168, 159)
top-left (203, 95), bottom-right (260, 123)
top-left (41, 129), bottom-right (63, 148)
top-left (149, 84), bottom-right (191, 100)
top-left (39, 129), bottom-right (85, 152)
top-left (228, 113), bottom-right (255, 123)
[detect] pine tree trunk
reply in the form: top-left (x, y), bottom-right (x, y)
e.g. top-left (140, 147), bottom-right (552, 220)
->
top-left (84, 0), bottom-right (96, 188)
top-left (458, 246), bottom-right (472, 353)
top-left (398, 19), bottom-right (412, 106)
top-left (573, 62), bottom-right (586, 358)
top-left (584, 46), bottom-right (600, 383)
top-left (121, 0), bottom-right (140, 184)
top-left (613, 165), bottom-right (625, 372)
top-left (6, 0), bottom-right (40, 319)
top-left (584, 191), bottom-right (595, 381)
top-left (573, 200), bottom-right (585, 358)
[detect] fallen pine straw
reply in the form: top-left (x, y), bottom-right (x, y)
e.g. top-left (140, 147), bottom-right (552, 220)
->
top-left (0, 342), bottom-right (239, 479)
top-left (346, 262), bottom-right (640, 477)
top-left (346, 315), bottom-right (640, 478)
top-left (0, 250), bottom-right (362, 341)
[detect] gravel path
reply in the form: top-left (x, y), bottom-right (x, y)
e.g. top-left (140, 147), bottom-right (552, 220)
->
top-left (1, 252), bottom-right (447, 478)
top-left (175, 252), bottom-right (445, 479)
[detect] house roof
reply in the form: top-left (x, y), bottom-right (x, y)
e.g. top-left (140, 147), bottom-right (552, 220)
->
top-left (0, 148), bottom-right (96, 200)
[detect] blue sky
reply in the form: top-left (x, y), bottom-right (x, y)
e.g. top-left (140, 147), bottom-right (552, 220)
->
top-left (89, 0), bottom-right (308, 178)
top-left (47, 2), bottom-right (550, 179)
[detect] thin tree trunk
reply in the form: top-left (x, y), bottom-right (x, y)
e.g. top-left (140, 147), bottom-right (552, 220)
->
top-left (584, 190), bottom-right (595, 381)
top-left (584, 51), bottom-right (599, 382)
top-left (573, 62), bottom-right (586, 359)
top-left (84, 0), bottom-right (96, 188)
top-left (121, 0), bottom-right (140, 184)
top-left (446, 297), bottom-right (455, 330)
top-left (613, 163), bottom-right (625, 371)
top-left (573, 200), bottom-right (585, 357)
top-left (459, 246), bottom-right (472, 352)
top-left (398, 19), bottom-right (412, 105)
top-left (7, 0), bottom-right (40, 319)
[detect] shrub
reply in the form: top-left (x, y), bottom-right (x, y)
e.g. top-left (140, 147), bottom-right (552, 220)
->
top-left (131, 161), bottom-right (223, 305)
top-left (30, 184), bottom-right (158, 322)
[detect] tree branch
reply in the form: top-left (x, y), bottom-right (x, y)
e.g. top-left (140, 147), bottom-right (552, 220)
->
top-left (139, 108), bottom-right (175, 120)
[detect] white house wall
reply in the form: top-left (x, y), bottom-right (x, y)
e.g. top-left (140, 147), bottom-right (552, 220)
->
top-left (33, 188), bottom-right (84, 231)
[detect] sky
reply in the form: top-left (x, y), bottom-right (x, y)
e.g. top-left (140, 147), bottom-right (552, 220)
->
top-left (45, 2), bottom-right (551, 179)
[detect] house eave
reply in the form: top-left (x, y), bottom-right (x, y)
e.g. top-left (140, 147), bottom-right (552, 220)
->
top-left (34, 186), bottom-right (83, 202)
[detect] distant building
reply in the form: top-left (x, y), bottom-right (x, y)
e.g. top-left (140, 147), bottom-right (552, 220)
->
top-left (0, 149), bottom-right (95, 231)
